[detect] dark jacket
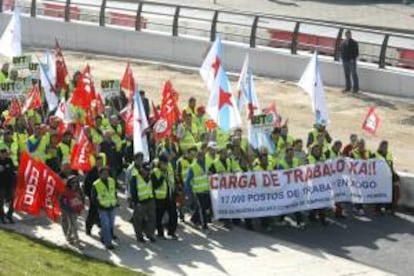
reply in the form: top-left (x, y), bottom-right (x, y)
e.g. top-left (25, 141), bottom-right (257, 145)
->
top-left (100, 140), bottom-right (118, 169)
top-left (84, 166), bottom-right (99, 198)
top-left (0, 157), bottom-right (15, 199)
top-left (341, 38), bottom-right (359, 62)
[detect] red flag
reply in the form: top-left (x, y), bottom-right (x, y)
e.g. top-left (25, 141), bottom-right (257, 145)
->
top-left (55, 38), bottom-right (69, 92)
top-left (70, 65), bottom-right (96, 109)
top-left (120, 103), bottom-right (133, 136)
top-left (10, 97), bottom-right (22, 117)
top-left (3, 97), bottom-right (21, 126)
top-left (40, 161), bottom-right (66, 221)
top-left (14, 152), bottom-right (45, 216)
top-left (70, 127), bottom-right (94, 171)
top-left (85, 108), bottom-right (95, 127)
top-left (120, 62), bottom-right (135, 100)
top-left (95, 91), bottom-right (106, 114)
top-left (362, 106), bottom-right (380, 135)
top-left (154, 81), bottom-right (181, 141)
top-left (262, 102), bottom-right (281, 128)
top-left (22, 84), bottom-right (42, 114)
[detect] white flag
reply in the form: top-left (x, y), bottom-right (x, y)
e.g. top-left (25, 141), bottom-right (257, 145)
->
top-left (39, 52), bottom-right (59, 112)
top-left (298, 51), bottom-right (330, 125)
top-left (200, 35), bottom-right (241, 132)
top-left (133, 91), bottom-right (150, 161)
top-left (0, 8), bottom-right (22, 58)
top-left (55, 98), bottom-right (73, 123)
top-left (236, 54), bottom-right (260, 118)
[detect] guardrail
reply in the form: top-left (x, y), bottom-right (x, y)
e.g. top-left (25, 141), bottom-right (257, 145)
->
top-left (2, 0), bottom-right (414, 71)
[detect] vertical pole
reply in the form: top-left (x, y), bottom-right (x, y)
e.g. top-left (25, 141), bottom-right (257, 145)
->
top-left (30, 0), bottom-right (37, 17)
top-left (172, 6), bottom-right (180, 36)
top-left (250, 16), bottom-right (259, 48)
top-left (135, 2), bottom-right (143, 31)
top-left (334, 28), bottom-right (344, 61)
top-left (64, 0), bottom-right (71, 22)
top-left (99, 0), bottom-right (107, 27)
top-left (291, 22), bottom-right (300, 54)
top-left (379, 34), bottom-right (390, 69)
top-left (210, 10), bottom-right (219, 42)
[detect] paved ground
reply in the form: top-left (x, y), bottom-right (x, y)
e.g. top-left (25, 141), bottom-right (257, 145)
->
top-left (133, 0), bottom-right (414, 32)
top-left (2, 196), bottom-right (412, 275)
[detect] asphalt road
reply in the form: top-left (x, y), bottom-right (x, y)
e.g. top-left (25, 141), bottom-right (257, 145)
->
top-left (261, 211), bottom-right (414, 275)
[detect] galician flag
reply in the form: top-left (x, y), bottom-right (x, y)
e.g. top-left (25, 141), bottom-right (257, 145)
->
top-left (0, 8), bottom-right (22, 58)
top-left (200, 35), bottom-right (241, 132)
top-left (237, 54), bottom-right (259, 119)
top-left (298, 50), bottom-right (330, 125)
top-left (39, 51), bottom-right (59, 112)
top-left (133, 90), bottom-right (150, 161)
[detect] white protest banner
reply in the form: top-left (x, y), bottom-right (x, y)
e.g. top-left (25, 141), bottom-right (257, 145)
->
top-left (0, 81), bottom-right (25, 100)
top-left (101, 79), bottom-right (120, 98)
top-left (210, 158), bottom-right (392, 219)
top-left (12, 55), bottom-right (32, 70)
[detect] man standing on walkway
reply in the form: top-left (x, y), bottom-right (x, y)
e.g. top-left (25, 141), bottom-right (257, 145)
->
top-left (92, 167), bottom-right (118, 250)
top-left (341, 30), bottom-right (359, 93)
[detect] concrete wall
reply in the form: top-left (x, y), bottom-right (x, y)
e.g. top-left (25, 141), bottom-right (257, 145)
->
top-left (1, 14), bottom-right (414, 98)
top-left (1, 15), bottom-right (414, 207)
top-left (399, 173), bottom-right (414, 210)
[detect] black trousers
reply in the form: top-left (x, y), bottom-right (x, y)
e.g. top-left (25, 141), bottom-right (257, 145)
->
top-left (156, 198), bottom-right (178, 236)
top-left (86, 203), bottom-right (100, 233)
top-left (193, 193), bottom-right (211, 229)
top-left (0, 188), bottom-right (14, 219)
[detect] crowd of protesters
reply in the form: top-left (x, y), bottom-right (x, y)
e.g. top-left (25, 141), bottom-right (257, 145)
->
top-left (0, 61), bottom-right (400, 250)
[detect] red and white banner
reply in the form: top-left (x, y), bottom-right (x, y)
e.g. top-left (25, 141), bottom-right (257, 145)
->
top-left (14, 152), bottom-right (66, 221)
top-left (210, 158), bottom-right (392, 219)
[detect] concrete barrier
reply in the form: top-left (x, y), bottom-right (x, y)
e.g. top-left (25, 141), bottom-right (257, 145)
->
top-left (1, 14), bottom-right (414, 97)
top-left (399, 172), bottom-right (414, 210)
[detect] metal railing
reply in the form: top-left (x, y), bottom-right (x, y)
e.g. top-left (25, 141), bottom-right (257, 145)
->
top-left (2, 0), bottom-right (414, 71)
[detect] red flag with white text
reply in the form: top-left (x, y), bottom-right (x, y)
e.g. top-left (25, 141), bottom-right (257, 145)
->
top-left (14, 152), bottom-right (45, 216)
top-left (362, 106), bottom-right (380, 135)
top-left (70, 128), bottom-right (94, 171)
top-left (70, 65), bottom-right (95, 109)
top-left (22, 85), bottom-right (42, 114)
top-left (40, 161), bottom-right (66, 222)
top-left (120, 102), bottom-right (134, 136)
top-left (154, 81), bottom-right (180, 141)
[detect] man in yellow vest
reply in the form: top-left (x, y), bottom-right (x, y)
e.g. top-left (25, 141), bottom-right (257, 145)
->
top-left (129, 153), bottom-right (156, 243)
top-left (253, 153), bottom-right (273, 231)
top-left (324, 140), bottom-right (345, 219)
top-left (185, 149), bottom-right (211, 231)
top-left (176, 146), bottom-right (197, 222)
top-left (91, 167), bottom-right (118, 250)
top-left (152, 154), bottom-right (178, 239)
top-left (26, 124), bottom-right (49, 162)
top-left (177, 114), bottom-right (199, 153)
top-left (306, 123), bottom-right (332, 150)
top-left (2, 130), bottom-right (19, 167)
top-left (182, 97), bottom-right (197, 121)
top-left (375, 140), bottom-right (399, 214)
top-left (0, 63), bottom-right (9, 83)
top-left (278, 147), bottom-right (304, 228)
top-left (57, 131), bottom-right (73, 166)
top-left (306, 144), bottom-right (328, 226)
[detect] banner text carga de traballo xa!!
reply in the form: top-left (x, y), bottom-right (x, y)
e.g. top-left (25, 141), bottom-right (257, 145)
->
top-left (210, 158), bottom-right (392, 219)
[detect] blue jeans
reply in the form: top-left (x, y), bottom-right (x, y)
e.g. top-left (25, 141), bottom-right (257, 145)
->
top-left (343, 59), bottom-right (359, 92)
top-left (98, 209), bottom-right (115, 247)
